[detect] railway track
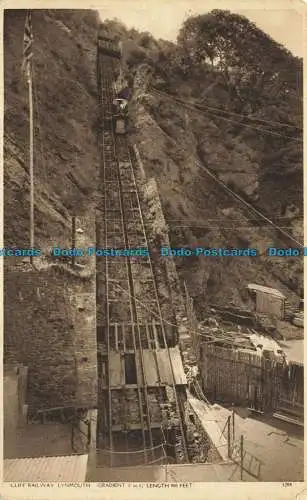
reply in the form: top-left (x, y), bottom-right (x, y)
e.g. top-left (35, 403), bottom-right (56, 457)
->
top-left (116, 134), bottom-right (189, 463)
top-left (97, 72), bottom-right (150, 465)
top-left (96, 38), bottom-right (189, 468)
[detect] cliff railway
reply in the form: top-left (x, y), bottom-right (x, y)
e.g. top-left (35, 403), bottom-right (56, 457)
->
top-left (95, 27), bottom-right (190, 468)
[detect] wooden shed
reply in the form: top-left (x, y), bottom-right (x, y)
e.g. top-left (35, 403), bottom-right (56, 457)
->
top-left (247, 284), bottom-right (286, 320)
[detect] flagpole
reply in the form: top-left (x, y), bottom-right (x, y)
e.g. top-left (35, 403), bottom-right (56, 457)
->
top-left (27, 61), bottom-right (34, 263)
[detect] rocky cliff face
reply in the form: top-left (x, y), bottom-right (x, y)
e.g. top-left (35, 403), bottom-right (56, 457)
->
top-left (116, 14), bottom-right (303, 312)
top-left (4, 9), bottom-right (100, 248)
top-left (129, 80), bottom-right (302, 311)
top-left (4, 10), bottom-right (100, 409)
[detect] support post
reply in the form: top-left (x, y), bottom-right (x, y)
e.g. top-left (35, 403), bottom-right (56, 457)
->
top-left (227, 416), bottom-right (231, 458)
top-left (232, 410), bottom-right (235, 443)
top-left (87, 420), bottom-right (91, 448)
top-left (240, 434), bottom-right (244, 480)
top-left (71, 424), bottom-right (74, 452)
top-left (71, 216), bottom-right (76, 267)
top-left (28, 65), bottom-right (34, 263)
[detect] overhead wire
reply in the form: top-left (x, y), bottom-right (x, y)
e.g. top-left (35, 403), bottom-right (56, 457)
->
top-left (169, 226), bottom-right (300, 229)
top-left (165, 225), bottom-right (299, 230)
top-left (143, 91), bottom-right (304, 247)
top-left (164, 216), bottom-right (303, 221)
top-left (95, 456), bottom-right (170, 467)
top-left (109, 279), bottom-right (250, 347)
top-left (235, 113), bottom-right (302, 131)
top-left (162, 216), bottom-right (303, 230)
top-left (160, 214), bottom-right (303, 230)
top-left (183, 91), bottom-right (301, 130)
top-left (97, 443), bottom-right (165, 454)
top-left (151, 87), bottom-right (303, 140)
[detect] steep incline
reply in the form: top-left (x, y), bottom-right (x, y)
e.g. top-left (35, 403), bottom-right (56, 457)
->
top-left (4, 11), bottom-right (99, 410)
top-left (129, 81), bottom-right (303, 311)
top-left (103, 15), bottom-right (303, 313)
top-left (4, 9), bottom-right (100, 248)
top-left (4, 10), bottom-right (303, 315)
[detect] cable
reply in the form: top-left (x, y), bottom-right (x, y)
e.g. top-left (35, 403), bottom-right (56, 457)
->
top-left (150, 88), bottom-right (302, 142)
top-left (97, 443), bottom-right (164, 454)
top-left (238, 114), bottom-right (302, 131)
top-left (164, 216), bottom-right (304, 221)
top-left (166, 225), bottom-right (300, 230)
top-left (185, 92), bottom-right (301, 130)
top-left (151, 87), bottom-right (303, 138)
top-left (97, 442), bottom-right (183, 453)
top-left (96, 456), bottom-right (170, 467)
top-left (160, 216), bottom-right (303, 230)
top-left (110, 279), bottom-right (293, 362)
top-left (139, 98), bottom-right (304, 247)
top-left (109, 279), bottom-right (253, 347)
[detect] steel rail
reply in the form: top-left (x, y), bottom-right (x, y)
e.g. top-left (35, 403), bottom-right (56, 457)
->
top-left (107, 90), bottom-right (155, 462)
top-left (105, 77), bottom-right (148, 463)
top-left (97, 41), bottom-right (187, 465)
top-left (115, 144), bottom-right (167, 462)
top-left (97, 54), bottom-right (115, 463)
top-left (120, 140), bottom-right (189, 462)
top-left (98, 60), bottom-right (148, 464)
top-left (100, 80), bottom-right (113, 467)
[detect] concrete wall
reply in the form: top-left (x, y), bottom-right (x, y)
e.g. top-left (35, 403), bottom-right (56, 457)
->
top-left (4, 217), bottom-right (97, 409)
top-left (4, 269), bottom-right (78, 408)
top-left (138, 173), bottom-right (185, 340)
top-left (68, 215), bottom-right (97, 407)
top-left (68, 286), bottom-right (97, 407)
top-left (4, 369), bottom-right (20, 457)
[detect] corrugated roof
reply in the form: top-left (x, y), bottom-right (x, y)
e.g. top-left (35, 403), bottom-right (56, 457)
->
top-left (247, 284), bottom-right (285, 299)
top-left (4, 455), bottom-right (88, 482)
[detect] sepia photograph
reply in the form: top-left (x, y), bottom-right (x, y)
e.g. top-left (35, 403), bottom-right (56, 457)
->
top-left (3, 2), bottom-right (304, 484)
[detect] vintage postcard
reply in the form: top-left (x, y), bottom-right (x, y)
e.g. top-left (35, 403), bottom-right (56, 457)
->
top-left (1, 0), bottom-right (305, 498)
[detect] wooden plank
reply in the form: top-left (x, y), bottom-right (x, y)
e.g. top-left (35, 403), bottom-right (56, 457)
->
top-left (152, 322), bottom-right (160, 349)
top-left (143, 350), bottom-right (159, 386)
top-left (156, 349), bottom-right (171, 384)
top-left (109, 351), bottom-right (123, 387)
top-left (135, 351), bottom-right (143, 386)
top-left (115, 323), bottom-right (118, 351)
top-left (122, 323), bottom-right (126, 352)
top-left (169, 346), bottom-right (187, 385)
top-left (146, 323), bottom-right (156, 349)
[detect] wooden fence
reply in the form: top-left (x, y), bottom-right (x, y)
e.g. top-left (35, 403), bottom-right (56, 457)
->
top-left (200, 344), bottom-right (303, 416)
top-left (183, 281), bottom-right (201, 361)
